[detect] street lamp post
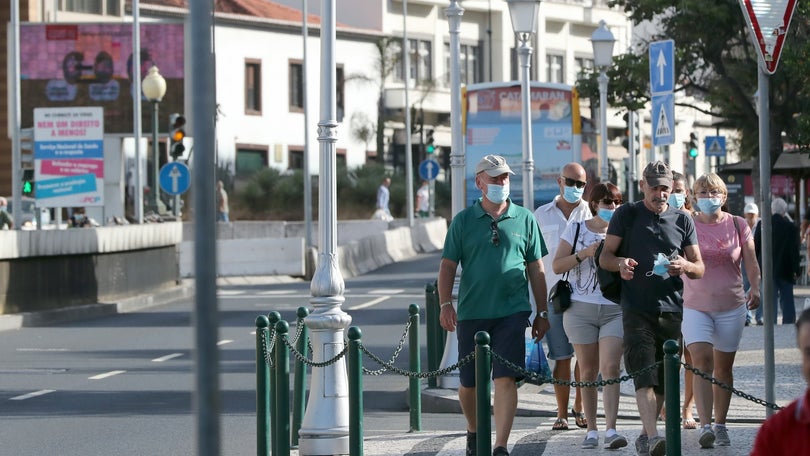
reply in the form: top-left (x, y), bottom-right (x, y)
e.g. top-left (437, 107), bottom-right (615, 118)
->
top-left (507, 0), bottom-right (540, 210)
top-left (142, 66), bottom-right (167, 215)
top-left (590, 20), bottom-right (615, 183)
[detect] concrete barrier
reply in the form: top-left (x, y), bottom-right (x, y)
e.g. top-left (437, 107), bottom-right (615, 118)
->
top-left (179, 238), bottom-right (305, 277)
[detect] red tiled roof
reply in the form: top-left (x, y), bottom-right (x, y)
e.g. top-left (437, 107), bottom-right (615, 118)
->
top-left (129, 0), bottom-right (321, 25)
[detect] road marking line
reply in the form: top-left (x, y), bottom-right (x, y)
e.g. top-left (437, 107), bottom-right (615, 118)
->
top-left (217, 290), bottom-right (244, 296)
top-left (217, 339), bottom-right (234, 346)
top-left (348, 296), bottom-right (390, 310)
top-left (89, 370), bottom-right (126, 380)
top-left (16, 348), bottom-right (69, 352)
top-left (368, 289), bottom-right (405, 295)
top-left (258, 290), bottom-right (295, 295)
top-left (152, 353), bottom-right (183, 362)
top-left (10, 389), bottom-right (56, 401)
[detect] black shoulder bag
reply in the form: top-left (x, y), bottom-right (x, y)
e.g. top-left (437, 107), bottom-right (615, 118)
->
top-left (549, 222), bottom-right (581, 313)
top-left (594, 205), bottom-right (636, 304)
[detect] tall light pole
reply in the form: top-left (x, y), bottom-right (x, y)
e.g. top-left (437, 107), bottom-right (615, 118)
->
top-left (298, 0), bottom-right (351, 454)
top-left (507, 0), bottom-right (541, 210)
top-left (142, 66), bottom-right (167, 215)
top-left (590, 20), bottom-right (615, 183)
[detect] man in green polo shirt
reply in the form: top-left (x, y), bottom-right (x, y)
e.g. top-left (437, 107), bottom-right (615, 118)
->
top-left (438, 154), bottom-right (550, 456)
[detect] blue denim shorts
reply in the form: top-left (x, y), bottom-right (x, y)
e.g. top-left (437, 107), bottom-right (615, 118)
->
top-left (542, 304), bottom-right (575, 360)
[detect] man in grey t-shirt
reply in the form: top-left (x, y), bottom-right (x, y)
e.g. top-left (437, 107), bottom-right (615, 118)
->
top-left (598, 161), bottom-right (704, 456)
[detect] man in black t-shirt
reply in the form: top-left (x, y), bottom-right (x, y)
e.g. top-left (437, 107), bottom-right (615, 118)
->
top-left (598, 161), bottom-right (704, 456)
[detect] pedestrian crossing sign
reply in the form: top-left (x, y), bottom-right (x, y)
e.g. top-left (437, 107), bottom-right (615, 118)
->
top-left (704, 136), bottom-right (726, 157)
top-left (651, 93), bottom-right (674, 147)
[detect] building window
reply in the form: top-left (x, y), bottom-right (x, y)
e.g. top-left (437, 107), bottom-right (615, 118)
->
top-left (62, 0), bottom-right (120, 15)
top-left (337, 65), bottom-right (345, 123)
top-left (444, 42), bottom-right (482, 86)
top-left (574, 57), bottom-right (594, 81)
top-left (546, 53), bottom-right (564, 84)
top-left (245, 59), bottom-right (261, 115)
top-left (235, 147), bottom-right (268, 177)
top-left (290, 61), bottom-right (304, 112)
top-left (394, 39), bottom-right (432, 86)
top-left (289, 147), bottom-right (304, 170)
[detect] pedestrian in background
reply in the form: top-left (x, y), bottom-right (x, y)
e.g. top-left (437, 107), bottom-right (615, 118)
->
top-left (0, 197), bottom-right (13, 230)
top-left (375, 177), bottom-right (392, 221)
top-left (755, 197), bottom-right (801, 325)
top-left (598, 161), bottom-right (704, 456)
top-left (216, 180), bottom-right (229, 222)
top-left (668, 170), bottom-right (698, 430)
top-left (750, 306), bottom-right (810, 455)
top-left (742, 202), bottom-right (760, 326)
top-left (69, 207), bottom-right (93, 228)
top-left (551, 182), bottom-right (627, 450)
top-left (438, 154), bottom-right (549, 456)
top-left (416, 179), bottom-right (430, 218)
top-left (683, 173), bottom-right (760, 449)
top-left (533, 162), bottom-right (590, 431)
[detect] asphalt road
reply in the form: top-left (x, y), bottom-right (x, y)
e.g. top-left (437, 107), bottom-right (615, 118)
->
top-left (0, 251), bottom-right (469, 455)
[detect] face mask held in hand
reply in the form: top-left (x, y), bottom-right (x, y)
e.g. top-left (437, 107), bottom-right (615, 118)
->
top-left (646, 253), bottom-right (671, 278)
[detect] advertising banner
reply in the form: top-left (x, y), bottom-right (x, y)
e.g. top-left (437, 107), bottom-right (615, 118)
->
top-left (34, 107), bottom-right (105, 207)
top-left (464, 82), bottom-right (579, 207)
top-left (20, 22), bottom-right (185, 133)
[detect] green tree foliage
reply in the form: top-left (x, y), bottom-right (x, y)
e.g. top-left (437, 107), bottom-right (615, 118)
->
top-left (577, 0), bottom-right (810, 162)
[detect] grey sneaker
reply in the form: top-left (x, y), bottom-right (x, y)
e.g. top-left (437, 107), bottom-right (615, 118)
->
top-left (714, 425), bottom-right (730, 446)
top-left (604, 433), bottom-right (628, 449)
top-left (648, 436), bottom-right (666, 456)
top-left (699, 426), bottom-right (716, 449)
top-left (634, 434), bottom-right (649, 455)
top-left (581, 435), bottom-right (598, 449)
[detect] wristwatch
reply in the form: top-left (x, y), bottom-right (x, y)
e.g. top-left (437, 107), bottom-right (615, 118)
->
top-left (537, 310), bottom-right (549, 319)
top-left (574, 252), bottom-right (583, 263)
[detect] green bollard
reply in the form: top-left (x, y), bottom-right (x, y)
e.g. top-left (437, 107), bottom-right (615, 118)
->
top-left (348, 326), bottom-right (364, 456)
top-left (267, 311), bottom-right (281, 455)
top-left (255, 315), bottom-right (270, 456)
top-left (425, 282), bottom-right (439, 388)
top-left (291, 307), bottom-right (310, 448)
top-left (475, 331), bottom-right (492, 456)
top-left (275, 320), bottom-right (291, 456)
top-left (664, 339), bottom-right (681, 455)
top-left (408, 304), bottom-right (422, 431)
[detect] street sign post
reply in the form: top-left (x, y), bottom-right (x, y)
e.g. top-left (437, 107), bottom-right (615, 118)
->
top-left (704, 136), bottom-right (726, 157)
top-left (418, 159), bottom-right (440, 181)
top-left (649, 40), bottom-right (674, 95)
top-left (651, 93), bottom-right (675, 147)
top-left (737, 0), bottom-right (798, 74)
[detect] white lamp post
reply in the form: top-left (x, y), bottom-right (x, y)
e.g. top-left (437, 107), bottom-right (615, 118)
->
top-left (142, 66), bottom-right (167, 214)
top-left (590, 20), bottom-right (615, 183)
top-left (507, 0), bottom-right (541, 209)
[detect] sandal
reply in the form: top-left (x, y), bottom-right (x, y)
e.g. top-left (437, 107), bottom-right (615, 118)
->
top-left (683, 418), bottom-right (698, 430)
top-left (571, 408), bottom-right (587, 429)
top-left (552, 418), bottom-right (569, 431)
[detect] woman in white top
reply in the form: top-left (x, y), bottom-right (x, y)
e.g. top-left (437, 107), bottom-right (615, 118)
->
top-left (552, 182), bottom-right (626, 450)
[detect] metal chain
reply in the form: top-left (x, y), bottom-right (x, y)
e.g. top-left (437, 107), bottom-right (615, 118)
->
top-left (682, 362), bottom-right (783, 411)
top-left (289, 319), bottom-right (305, 346)
top-left (259, 327), bottom-right (276, 368)
top-left (491, 351), bottom-right (661, 387)
top-left (359, 343), bottom-right (475, 378)
top-left (362, 319), bottom-right (412, 375)
top-left (282, 334), bottom-right (349, 368)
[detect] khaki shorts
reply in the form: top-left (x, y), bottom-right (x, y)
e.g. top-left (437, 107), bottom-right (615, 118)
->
top-left (562, 300), bottom-right (623, 345)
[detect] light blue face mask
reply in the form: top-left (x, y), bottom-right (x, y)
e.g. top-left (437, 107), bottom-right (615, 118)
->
top-left (486, 183), bottom-right (509, 204)
top-left (597, 208), bottom-right (614, 222)
top-left (696, 197), bottom-right (723, 214)
top-left (645, 253), bottom-right (671, 278)
top-left (562, 185), bottom-right (584, 203)
top-left (668, 193), bottom-right (686, 209)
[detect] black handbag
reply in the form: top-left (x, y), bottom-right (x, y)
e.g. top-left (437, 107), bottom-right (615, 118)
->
top-left (594, 240), bottom-right (621, 304)
top-left (548, 222), bottom-right (580, 313)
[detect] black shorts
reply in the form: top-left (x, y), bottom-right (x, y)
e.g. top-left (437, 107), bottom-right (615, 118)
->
top-left (622, 309), bottom-right (682, 395)
top-left (457, 311), bottom-right (530, 388)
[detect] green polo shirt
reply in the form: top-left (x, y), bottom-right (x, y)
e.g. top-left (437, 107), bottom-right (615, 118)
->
top-left (442, 198), bottom-right (547, 321)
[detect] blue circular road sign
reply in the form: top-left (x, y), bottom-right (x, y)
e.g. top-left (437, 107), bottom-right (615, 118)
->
top-left (419, 159), bottom-right (440, 181)
top-left (159, 162), bottom-right (191, 195)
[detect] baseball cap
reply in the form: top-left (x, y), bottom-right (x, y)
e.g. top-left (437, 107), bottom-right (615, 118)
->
top-left (743, 202), bottom-right (759, 215)
top-left (475, 155), bottom-right (515, 176)
top-left (643, 161), bottom-right (673, 188)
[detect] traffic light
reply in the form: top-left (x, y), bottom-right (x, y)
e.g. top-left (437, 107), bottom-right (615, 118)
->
top-left (688, 132), bottom-right (699, 159)
top-left (621, 112), bottom-right (641, 154)
top-left (22, 169), bottom-right (34, 196)
top-left (169, 113), bottom-right (186, 160)
top-left (425, 129), bottom-right (436, 154)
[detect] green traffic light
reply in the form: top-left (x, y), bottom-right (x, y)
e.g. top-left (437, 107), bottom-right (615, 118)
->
top-left (689, 147), bottom-right (698, 158)
top-left (426, 145), bottom-right (435, 154)
top-left (22, 181), bottom-right (33, 194)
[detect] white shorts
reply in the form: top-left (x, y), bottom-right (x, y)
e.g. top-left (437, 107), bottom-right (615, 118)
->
top-left (682, 304), bottom-right (747, 353)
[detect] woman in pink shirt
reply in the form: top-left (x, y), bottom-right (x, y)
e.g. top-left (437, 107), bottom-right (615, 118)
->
top-left (683, 173), bottom-right (761, 449)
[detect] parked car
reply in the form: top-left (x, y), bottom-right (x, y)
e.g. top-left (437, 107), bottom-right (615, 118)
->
top-left (5, 196), bottom-right (51, 229)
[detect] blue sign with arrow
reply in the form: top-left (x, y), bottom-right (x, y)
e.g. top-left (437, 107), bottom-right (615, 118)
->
top-left (419, 159), bottom-right (440, 181)
top-left (649, 40), bottom-right (675, 95)
top-left (159, 162), bottom-right (191, 195)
